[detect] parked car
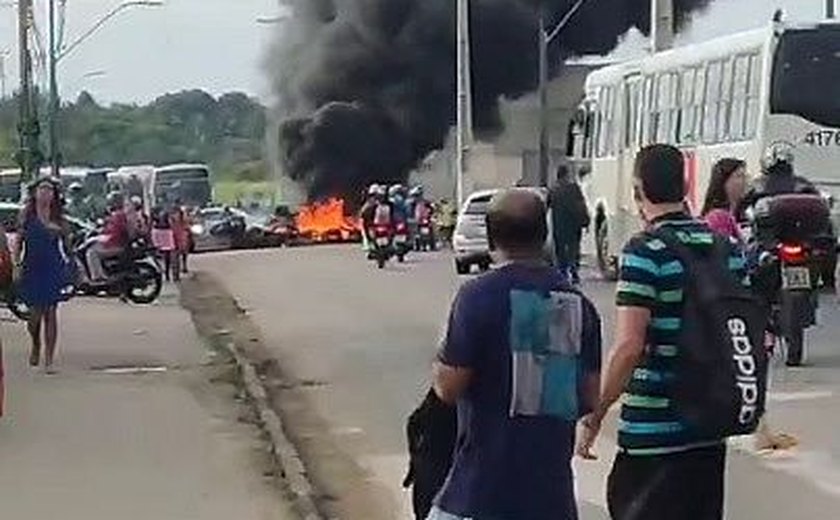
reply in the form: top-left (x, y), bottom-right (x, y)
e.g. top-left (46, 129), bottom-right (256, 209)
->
top-left (452, 188), bottom-right (555, 275)
top-left (0, 202), bottom-right (94, 249)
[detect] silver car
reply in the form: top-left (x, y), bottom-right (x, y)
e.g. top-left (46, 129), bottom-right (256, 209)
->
top-left (452, 188), bottom-right (555, 275)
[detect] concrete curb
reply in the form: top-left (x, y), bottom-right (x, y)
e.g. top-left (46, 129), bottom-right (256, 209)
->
top-left (221, 339), bottom-right (325, 520)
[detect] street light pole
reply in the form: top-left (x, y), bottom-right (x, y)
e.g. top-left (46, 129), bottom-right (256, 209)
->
top-left (536, 0), bottom-right (587, 187)
top-left (0, 51), bottom-right (8, 99)
top-left (47, 0), bottom-right (163, 179)
top-left (18, 0), bottom-right (41, 184)
top-left (455, 0), bottom-right (474, 209)
top-left (49, 0), bottom-right (59, 176)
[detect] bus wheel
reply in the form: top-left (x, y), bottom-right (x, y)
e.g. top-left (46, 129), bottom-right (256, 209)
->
top-left (596, 221), bottom-right (618, 281)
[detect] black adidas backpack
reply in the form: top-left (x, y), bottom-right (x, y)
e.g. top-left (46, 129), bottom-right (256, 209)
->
top-left (656, 230), bottom-right (769, 439)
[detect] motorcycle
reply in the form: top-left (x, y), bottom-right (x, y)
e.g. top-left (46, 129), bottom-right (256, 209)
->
top-left (393, 221), bottom-right (410, 263)
top-left (415, 216), bottom-right (436, 252)
top-left (74, 237), bottom-right (164, 304)
top-left (370, 224), bottom-right (393, 269)
top-left (749, 194), bottom-right (832, 366)
top-left (757, 242), bottom-right (820, 367)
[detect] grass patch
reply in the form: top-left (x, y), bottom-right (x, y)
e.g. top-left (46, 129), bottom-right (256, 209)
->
top-left (214, 181), bottom-right (282, 206)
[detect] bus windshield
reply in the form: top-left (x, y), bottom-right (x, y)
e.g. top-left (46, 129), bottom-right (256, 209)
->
top-left (155, 167), bottom-right (212, 208)
top-left (771, 26), bottom-right (840, 127)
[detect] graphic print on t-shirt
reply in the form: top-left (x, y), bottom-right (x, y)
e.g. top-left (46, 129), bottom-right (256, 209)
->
top-left (509, 289), bottom-right (583, 420)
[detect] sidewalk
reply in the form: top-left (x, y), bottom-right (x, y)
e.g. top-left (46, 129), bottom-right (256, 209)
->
top-left (0, 288), bottom-right (296, 520)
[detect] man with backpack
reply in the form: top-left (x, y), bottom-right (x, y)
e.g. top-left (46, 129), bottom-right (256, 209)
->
top-left (577, 145), bottom-right (768, 520)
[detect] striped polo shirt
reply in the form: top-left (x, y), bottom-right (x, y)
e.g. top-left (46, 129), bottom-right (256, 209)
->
top-left (616, 213), bottom-right (747, 456)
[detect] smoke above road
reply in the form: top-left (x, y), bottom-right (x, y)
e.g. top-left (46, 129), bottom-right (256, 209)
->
top-left (267, 0), bottom-right (714, 202)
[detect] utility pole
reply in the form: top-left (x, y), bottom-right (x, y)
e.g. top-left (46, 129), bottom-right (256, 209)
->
top-left (455, 0), bottom-right (473, 209)
top-left (651, 0), bottom-right (675, 52)
top-left (537, 12), bottom-right (550, 187)
top-left (0, 52), bottom-right (7, 99)
top-left (17, 0), bottom-right (41, 184)
top-left (48, 0), bottom-right (60, 176)
top-left (537, 0), bottom-right (587, 187)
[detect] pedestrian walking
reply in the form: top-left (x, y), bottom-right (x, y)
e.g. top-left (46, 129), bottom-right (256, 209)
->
top-left (549, 165), bottom-right (590, 284)
top-left (170, 203), bottom-right (191, 277)
top-left (151, 206), bottom-right (176, 282)
top-left (703, 158), bottom-right (798, 453)
top-left (578, 145), bottom-right (768, 520)
top-left (430, 188), bottom-right (602, 520)
top-left (16, 178), bottom-right (72, 374)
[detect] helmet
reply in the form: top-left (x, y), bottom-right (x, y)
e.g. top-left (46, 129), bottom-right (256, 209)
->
top-left (367, 184), bottom-right (381, 196)
top-left (761, 142), bottom-right (795, 173)
top-left (68, 182), bottom-right (84, 193)
top-left (130, 195), bottom-right (143, 209)
top-left (409, 186), bottom-right (424, 198)
top-left (388, 184), bottom-right (405, 197)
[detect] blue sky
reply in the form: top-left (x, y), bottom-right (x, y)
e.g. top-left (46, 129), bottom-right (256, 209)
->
top-left (0, 0), bottom-right (830, 105)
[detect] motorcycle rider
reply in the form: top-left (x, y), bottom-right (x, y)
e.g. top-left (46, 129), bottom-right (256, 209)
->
top-left (65, 182), bottom-right (87, 219)
top-left (85, 192), bottom-right (130, 284)
top-left (410, 186), bottom-right (436, 248)
top-left (741, 143), bottom-right (820, 211)
top-left (741, 143), bottom-right (836, 290)
top-left (360, 185), bottom-right (392, 251)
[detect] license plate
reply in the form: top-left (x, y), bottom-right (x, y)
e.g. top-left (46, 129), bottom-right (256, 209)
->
top-left (395, 235), bottom-right (407, 244)
top-left (376, 237), bottom-right (389, 246)
top-left (421, 228), bottom-right (430, 235)
top-left (782, 266), bottom-right (811, 290)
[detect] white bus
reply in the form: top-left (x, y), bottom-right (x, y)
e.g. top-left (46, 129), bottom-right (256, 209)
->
top-left (153, 163), bottom-right (213, 209)
top-left (568, 19), bottom-right (840, 279)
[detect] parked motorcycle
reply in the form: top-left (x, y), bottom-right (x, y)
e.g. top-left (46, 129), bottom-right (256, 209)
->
top-left (370, 224), bottom-right (393, 269)
top-left (74, 238), bottom-right (163, 304)
top-left (415, 216), bottom-right (436, 252)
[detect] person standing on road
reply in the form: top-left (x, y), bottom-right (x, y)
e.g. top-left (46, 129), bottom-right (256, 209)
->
top-left (702, 158), bottom-right (747, 241)
top-left (151, 206), bottom-right (176, 282)
top-left (578, 145), bottom-right (751, 520)
top-left (430, 188), bottom-right (602, 520)
top-left (549, 165), bottom-right (590, 285)
top-left (16, 178), bottom-right (71, 373)
top-left (170, 202), bottom-right (191, 279)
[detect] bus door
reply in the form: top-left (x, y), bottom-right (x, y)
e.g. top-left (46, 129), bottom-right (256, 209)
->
top-left (615, 73), bottom-right (643, 247)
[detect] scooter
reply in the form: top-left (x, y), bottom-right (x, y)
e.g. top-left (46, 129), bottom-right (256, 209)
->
top-left (415, 216), bottom-right (436, 252)
top-left (393, 221), bottom-right (410, 263)
top-left (75, 237), bottom-right (164, 304)
top-left (370, 224), bottom-right (393, 269)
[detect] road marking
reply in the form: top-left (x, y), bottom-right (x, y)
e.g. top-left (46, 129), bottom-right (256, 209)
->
top-left (96, 366), bottom-right (168, 375)
top-left (768, 390), bottom-right (834, 403)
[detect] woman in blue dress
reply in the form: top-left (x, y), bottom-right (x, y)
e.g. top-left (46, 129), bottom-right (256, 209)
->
top-left (16, 178), bottom-right (70, 373)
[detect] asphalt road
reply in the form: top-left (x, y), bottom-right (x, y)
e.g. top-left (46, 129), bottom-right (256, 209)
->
top-left (196, 245), bottom-right (840, 519)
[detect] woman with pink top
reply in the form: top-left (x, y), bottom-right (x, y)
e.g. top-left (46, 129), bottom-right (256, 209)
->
top-left (701, 158), bottom-right (747, 240)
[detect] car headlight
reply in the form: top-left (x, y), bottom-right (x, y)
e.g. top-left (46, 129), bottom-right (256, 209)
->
top-left (190, 224), bottom-right (204, 235)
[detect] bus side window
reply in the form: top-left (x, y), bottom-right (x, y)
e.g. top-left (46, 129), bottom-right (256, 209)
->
top-left (680, 67), bottom-right (696, 143)
top-left (703, 60), bottom-right (723, 143)
top-left (730, 55), bottom-right (750, 140)
top-left (745, 53), bottom-right (762, 138)
top-left (643, 75), bottom-right (656, 146)
top-left (716, 58), bottom-right (734, 142)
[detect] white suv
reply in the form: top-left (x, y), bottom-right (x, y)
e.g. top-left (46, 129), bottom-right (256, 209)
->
top-left (453, 188), bottom-right (555, 275)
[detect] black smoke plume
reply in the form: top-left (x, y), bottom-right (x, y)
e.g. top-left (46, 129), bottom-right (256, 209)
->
top-left (268, 0), bottom-right (714, 202)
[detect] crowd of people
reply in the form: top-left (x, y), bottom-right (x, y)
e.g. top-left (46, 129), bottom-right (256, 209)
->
top-left (406, 143), bottom-right (830, 520)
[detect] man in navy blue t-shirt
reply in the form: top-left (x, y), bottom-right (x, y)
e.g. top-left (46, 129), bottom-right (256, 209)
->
top-left (431, 189), bottom-right (602, 520)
